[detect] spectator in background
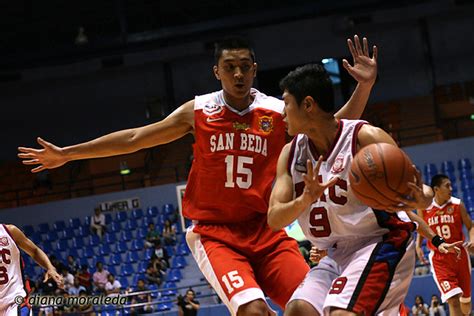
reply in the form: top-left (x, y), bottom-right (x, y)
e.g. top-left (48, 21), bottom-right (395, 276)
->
top-left (145, 262), bottom-right (162, 286)
top-left (130, 279), bottom-right (154, 315)
top-left (92, 262), bottom-right (109, 293)
top-left (150, 254), bottom-right (167, 274)
top-left (177, 288), bottom-right (200, 316)
top-left (66, 255), bottom-right (78, 275)
top-left (38, 271), bottom-right (58, 316)
top-left (90, 207), bottom-right (106, 238)
top-left (75, 264), bottom-right (92, 293)
top-left (429, 295), bottom-right (446, 316)
top-left (77, 290), bottom-right (94, 316)
top-left (162, 219), bottom-right (177, 246)
top-left (61, 267), bottom-right (75, 292)
top-left (105, 274), bottom-right (122, 297)
top-left (50, 255), bottom-right (66, 272)
top-left (412, 295), bottom-right (429, 316)
top-left (69, 278), bottom-right (86, 296)
top-left (153, 240), bottom-right (170, 268)
top-left (145, 223), bottom-right (161, 248)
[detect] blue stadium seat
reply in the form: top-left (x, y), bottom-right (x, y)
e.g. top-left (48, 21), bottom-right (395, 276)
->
top-left (125, 219), bottom-right (138, 231)
top-left (116, 241), bottom-right (128, 253)
top-left (171, 256), bottom-right (187, 269)
top-left (109, 253), bottom-right (122, 266)
top-left (176, 242), bottom-right (190, 256)
top-left (144, 248), bottom-right (154, 260)
top-left (30, 232), bottom-right (42, 244)
top-left (71, 237), bottom-right (84, 249)
top-left (131, 239), bottom-right (144, 251)
top-left (132, 209), bottom-right (144, 220)
top-left (147, 206), bottom-right (159, 217)
top-left (88, 235), bottom-right (101, 247)
top-left (121, 264), bottom-right (135, 276)
top-left (53, 220), bottom-right (66, 231)
top-left (116, 211), bottom-right (128, 222)
top-left (157, 214), bottom-right (166, 226)
top-left (109, 222), bottom-right (121, 233)
top-left (23, 225), bottom-right (35, 235)
top-left (137, 261), bottom-right (147, 274)
top-left (441, 160), bottom-right (455, 173)
top-left (162, 204), bottom-right (175, 216)
top-left (77, 225), bottom-right (90, 238)
top-left (38, 223), bottom-right (50, 234)
top-left (104, 233), bottom-right (117, 244)
top-left (458, 158), bottom-right (472, 171)
top-left (55, 240), bottom-right (68, 252)
top-left (98, 244), bottom-right (112, 256)
top-left (165, 245), bottom-right (175, 256)
top-left (124, 251), bottom-right (139, 264)
top-left (78, 257), bottom-right (89, 267)
top-left (156, 302), bottom-right (173, 312)
top-left (120, 231), bottom-right (133, 242)
top-left (45, 231), bottom-right (59, 242)
top-left (41, 242), bottom-right (52, 254)
top-left (119, 277), bottom-right (129, 289)
top-left (136, 228), bottom-right (147, 239)
top-left (83, 246), bottom-right (96, 258)
top-left (162, 282), bottom-right (177, 296)
top-left (104, 213), bottom-right (113, 225)
top-left (84, 216), bottom-right (91, 226)
top-left (167, 269), bottom-right (182, 282)
top-left (107, 265), bottom-right (118, 276)
top-left (60, 229), bottom-right (74, 240)
top-left (69, 218), bottom-right (81, 229)
top-left (131, 273), bottom-right (146, 287)
top-left (424, 163), bottom-right (438, 176)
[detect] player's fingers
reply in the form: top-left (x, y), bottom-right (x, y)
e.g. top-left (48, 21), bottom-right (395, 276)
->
top-left (22, 159), bottom-right (40, 165)
top-left (37, 137), bottom-right (51, 148)
top-left (306, 159), bottom-right (314, 179)
top-left (322, 177), bottom-right (339, 188)
top-left (17, 147), bottom-right (40, 154)
top-left (354, 35), bottom-right (363, 56)
top-left (31, 165), bottom-right (46, 173)
top-left (18, 153), bottom-right (37, 159)
top-left (407, 182), bottom-right (422, 193)
top-left (347, 38), bottom-right (357, 59)
top-left (372, 45), bottom-right (378, 60)
top-left (314, 156), bottom-right (323, 179)
top-left (363, 37), bottom-right (369, 56)
top-left (342, 59), bottom-right (352, 71)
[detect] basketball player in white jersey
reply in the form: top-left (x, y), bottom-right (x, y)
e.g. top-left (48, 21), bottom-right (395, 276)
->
top-left (268, 62), bottom-right (436, 316)
top-left (0, 224), bottom-right (63, 316)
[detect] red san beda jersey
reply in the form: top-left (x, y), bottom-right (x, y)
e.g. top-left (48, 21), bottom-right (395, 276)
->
top-left (422, 197), bottom-right (465, 252)
top-left (182, 88), bottom-right (286, 223)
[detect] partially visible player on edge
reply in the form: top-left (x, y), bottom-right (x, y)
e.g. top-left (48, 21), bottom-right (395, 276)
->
top-left (18, 36), bottom-right (377, 316)
top-left (416, 174), bottom-right (474, 316)
top-left (268, 60), bottom-right (437, 316)
top-left (0, 223), bottom-right (63, 316)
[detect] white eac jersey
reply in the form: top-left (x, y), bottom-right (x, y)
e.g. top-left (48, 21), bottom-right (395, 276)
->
top-left (0, 224), bottom-right (27, 310)
top-left (288, 119), bottom-right (414, 250)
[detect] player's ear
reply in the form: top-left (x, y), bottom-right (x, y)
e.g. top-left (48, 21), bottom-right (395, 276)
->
top-left (253, 62), bottom-right (258, 78)
top-left (213, 65), bottom-right (220, 80)
top-left (303, 96), bottom-right (316, 112)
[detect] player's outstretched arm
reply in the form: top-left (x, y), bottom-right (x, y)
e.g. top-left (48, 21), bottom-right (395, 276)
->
top-left (268, 144), bottom-right (337, 231)
top-left (357, 124), bottom-right (434, 212)
top-left (334, 35), bottom-right (377, 120)
top-left (18, 100), bottom-right (195, 173)
top-left (6, 224), bottom-right (64, 288)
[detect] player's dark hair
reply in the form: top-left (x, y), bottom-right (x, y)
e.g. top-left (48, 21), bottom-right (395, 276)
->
top-left (279, 64), bottom-right (335, 113)
top-left (430, 174), bottom-right (450, 188)
top-left (214, 37), bottom-right (255, 64)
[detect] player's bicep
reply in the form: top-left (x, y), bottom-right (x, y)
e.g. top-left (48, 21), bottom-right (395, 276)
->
top-left (357, 124), bottom-right (397, 149)
top-left (133, 100), bottom-right (194, 148)
top-left (269, 144), bottom-right (294, 207)
top-left (460, 202), bottom-right (473, 229)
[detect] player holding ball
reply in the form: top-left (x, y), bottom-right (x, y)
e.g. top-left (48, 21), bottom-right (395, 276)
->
top-left (268, 61), bottom-right (459, 316)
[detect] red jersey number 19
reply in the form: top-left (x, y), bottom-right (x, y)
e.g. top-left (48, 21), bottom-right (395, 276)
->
top-left (225, 155), bottom-right (253, 189)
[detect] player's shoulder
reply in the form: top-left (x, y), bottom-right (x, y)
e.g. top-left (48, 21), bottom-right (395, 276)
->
top-left (450, 196), bottom-right (462, 205)
top-left (252, 89), bottom-right (284, 114)
top-left (194, 90), bottom-right (223, 112)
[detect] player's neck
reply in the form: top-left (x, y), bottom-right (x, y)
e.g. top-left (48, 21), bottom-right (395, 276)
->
top-left (223, 92), bottom-right (254, 111)
top-left (434, 195), bottom-right (449, 206)
top-left (306, 117), bottom-right (339, 156)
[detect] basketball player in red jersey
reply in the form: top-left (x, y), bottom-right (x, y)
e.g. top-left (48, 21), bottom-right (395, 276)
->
top-left (18, 36), bottom-right (377, 316)
top-left (0, 223), bottom-right (63, 315)
top-left (416, 174), bottom-right (474, 316)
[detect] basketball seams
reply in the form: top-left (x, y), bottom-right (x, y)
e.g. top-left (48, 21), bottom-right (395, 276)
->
top-left (376, 143), bottom-right (403, 194)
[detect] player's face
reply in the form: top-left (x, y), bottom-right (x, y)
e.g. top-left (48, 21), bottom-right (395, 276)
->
top-left (282, 91), bottom-right (306, 136)
top-left (435, 178), bottom-right (452, 199)
top-left (214, 49), bottom-right (257, 101)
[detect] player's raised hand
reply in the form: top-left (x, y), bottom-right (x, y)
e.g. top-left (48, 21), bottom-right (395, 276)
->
top-left (300, 156), bottom-right (338, 207)
top-left (44, 268), bottom-right (64, 289)
top-left (391, 167), bottom-right (432, 211)
top-left (309, 246), bottom-right (328, 264)
top-left (18, 137), bottom-right (67, 173)
top-left (342, 35), bottom-right (378, 86)
top-left (438, 240), bottom-right (463, 257)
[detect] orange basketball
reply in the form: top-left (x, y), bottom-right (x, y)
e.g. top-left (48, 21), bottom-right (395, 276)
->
top-left (349, 143), bottom-right (416, 210)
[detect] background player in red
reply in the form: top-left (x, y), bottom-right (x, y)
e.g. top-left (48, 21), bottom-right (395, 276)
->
top-left (0, 224), bottom-right (63, 315)
top-left (18, 36), bottom-right (377, 316)
top-left (416, 174), bottom-right (474, 316)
